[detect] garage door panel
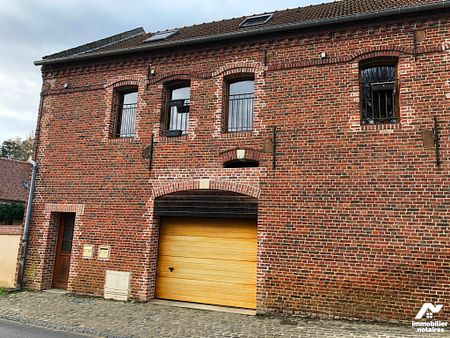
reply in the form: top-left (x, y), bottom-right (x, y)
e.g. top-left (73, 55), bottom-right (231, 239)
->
top-left (157, 266), bottom-right (256, 284)
top-left (160, 226), bottom-right (255, 238)
top-left (157, 272), bottom-right (256, 285)
top-left (158, 244), bottom-right (256, 261)
top-left (156, 276), bottom-right (256, 308)
top-left (158, 248), bottom-right (255, 261)
top-left (157, 276), bottom-right (256, 292)
top-left (156, 289), bottom-right (256, 309)
top-left (161, 235), bottom-right (257, 247)
top-left (160, 219), bottom-right (255, 239)
top-left (158, 256), bottom-right (257, 275)
top-left (156, 217), bottom-right (257, 309)
top-left (160, 236), bottom-right (256, 253)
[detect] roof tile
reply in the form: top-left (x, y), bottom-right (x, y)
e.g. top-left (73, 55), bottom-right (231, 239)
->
top-left (40, 0), bottom-right (445, 63)
top-left (0, 158), bottom-right (32, 203)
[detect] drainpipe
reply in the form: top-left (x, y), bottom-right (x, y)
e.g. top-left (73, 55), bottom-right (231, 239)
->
top-left (17, 156), bottom-right (37, 290)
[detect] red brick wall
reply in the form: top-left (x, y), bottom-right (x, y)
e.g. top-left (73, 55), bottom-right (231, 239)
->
top-left (0, 225), bottom-right (22, 236)
top-left (25, 14), bottom-right (449, 321)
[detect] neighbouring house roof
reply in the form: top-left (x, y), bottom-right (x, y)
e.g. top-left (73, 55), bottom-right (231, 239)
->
top-left (35, 0), bottom-right (449, 66)
top-left (0, 158), bottom-right (32, 203)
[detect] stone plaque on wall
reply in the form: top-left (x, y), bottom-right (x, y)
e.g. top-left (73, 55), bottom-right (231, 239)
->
top-left (82, 244), bottom-right (94, 259)
top-left (98, 245), bottom-right (111, 261)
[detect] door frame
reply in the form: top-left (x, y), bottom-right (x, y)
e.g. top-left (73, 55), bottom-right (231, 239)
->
top-left (51, 212), bottom-right (76, 289)
top-left (33, 203), bottom-right (84, 291)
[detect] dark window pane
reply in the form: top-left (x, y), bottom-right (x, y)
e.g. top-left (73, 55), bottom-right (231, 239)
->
top-left (65, 216), bottom-right (74, 229)
top-left (224, 159), bottom-right (259, 168)
top-left (63, 228), bottom-right (73, 241)
top-left (361, 66), bottom-right (395, 85)
top-left (62, 240), bottom-right (71, 252)
top-left (360, 64), bottom-right (397, 125)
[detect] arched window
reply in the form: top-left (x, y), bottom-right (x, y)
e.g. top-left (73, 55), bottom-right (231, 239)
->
top-left (360, 58), bottom-right (398, 125)
top-left (163, 81), bottom-right (190, 136)
top-left (225, 77), bottom-right (254, 132)
top-left (112, 86), bottom-right (138, 138)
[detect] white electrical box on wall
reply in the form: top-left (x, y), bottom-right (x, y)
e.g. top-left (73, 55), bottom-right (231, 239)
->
top-left (104, 270), bottom-right (131, 301)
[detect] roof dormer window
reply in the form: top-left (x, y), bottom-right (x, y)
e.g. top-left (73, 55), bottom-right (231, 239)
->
top-left (144, 29), bottom-right (178, 42)
top-left (239, 13), bottom-right (273, 28)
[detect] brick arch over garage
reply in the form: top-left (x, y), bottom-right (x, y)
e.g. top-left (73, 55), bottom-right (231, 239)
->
top-left (150, 179), bottom-right (260, 200)
top-left (143, 179), bottom-right (260, 302)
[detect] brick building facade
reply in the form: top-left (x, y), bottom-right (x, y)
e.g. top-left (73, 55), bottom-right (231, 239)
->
top-left (25, 0), bottom-right (449, 321)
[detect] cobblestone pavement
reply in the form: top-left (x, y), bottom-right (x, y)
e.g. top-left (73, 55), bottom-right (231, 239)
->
top-left (0, 291), bottom-right (448, 338)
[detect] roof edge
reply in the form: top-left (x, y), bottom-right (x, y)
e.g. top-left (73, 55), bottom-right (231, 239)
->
top-left (34, 1), bottom-right (450, 66)
top-left (0, 157), bottom-right (31, 165)
top-left (40, 27), bottom-right (146, 61)
top-left (74, 29), bottom-right (146, 56)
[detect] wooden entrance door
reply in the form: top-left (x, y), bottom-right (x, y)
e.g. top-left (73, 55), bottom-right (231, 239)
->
top-left (156, 217), bottom-right (257, 309)
top-left (52, 213), bottom-right (75, 289)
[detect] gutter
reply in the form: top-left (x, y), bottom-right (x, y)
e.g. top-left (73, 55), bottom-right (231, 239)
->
top-left (17, 156), bottom-right (37, 289)
top-left (34, 1), bottom-right (450, 66)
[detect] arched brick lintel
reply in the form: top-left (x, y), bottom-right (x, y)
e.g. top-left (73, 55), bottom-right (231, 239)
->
top-left (152, 72), bottom-right (207, 84)
top-left (351, 49), bottom-right (403, 62)
top-left (220, 148), bottom-right (261, 163)
top-left (104, 77), bottom-right (142, 89)
top-left (212, 61), bottom-right (263, 78)
top-left (151, 179), bottom-right (260, 199)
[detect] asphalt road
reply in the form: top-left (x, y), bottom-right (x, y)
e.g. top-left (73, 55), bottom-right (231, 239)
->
top-left (0, 318), bottom-right (94, 338)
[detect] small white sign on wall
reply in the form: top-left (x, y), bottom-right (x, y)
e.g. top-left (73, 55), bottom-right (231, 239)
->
top-left (98, 245), bottom-right (111, 261)
top-left (82, 244), bottom-right (94, 259)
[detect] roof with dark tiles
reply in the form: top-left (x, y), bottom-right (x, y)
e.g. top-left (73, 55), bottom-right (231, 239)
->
top-left (37, 0), bottom-right (447, 65)
top-left (42, 27), bottom-right (146, 60)
top-left (0, 158), bottom-right (31, 203)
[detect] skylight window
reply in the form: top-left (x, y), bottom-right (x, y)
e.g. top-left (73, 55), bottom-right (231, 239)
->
top-left (144, 29), bottom-right (178, 42)
top-left (239, 13), bottom-right (273, 28)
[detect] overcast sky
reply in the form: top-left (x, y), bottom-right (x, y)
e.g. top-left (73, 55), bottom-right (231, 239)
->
top-left (0, 0), bottom-right (331, 143)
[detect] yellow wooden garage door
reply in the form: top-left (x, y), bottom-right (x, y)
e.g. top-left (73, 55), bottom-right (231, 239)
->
top-left (155, 217), bottom-right (257, 309)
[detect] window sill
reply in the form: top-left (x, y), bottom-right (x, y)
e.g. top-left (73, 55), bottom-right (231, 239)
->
top-left (108, 137), bottom-right (139, 144)
top-left (222, 131), bottom-right (254, 138)
top-left (159, 134), bottom-right (189, 142)
top-left (360, 123), bottom-right (401, 131)
top-left (162, 130), bottom-right (184, 137)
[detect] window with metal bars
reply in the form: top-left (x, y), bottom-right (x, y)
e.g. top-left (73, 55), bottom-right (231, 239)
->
top-left (164, 85), bottom-right (190, 136)
top-left (226, 79), bottom-right (254, 132)
top-left (360, 59), bottom-right (398, 125)
top-left (114, 89), bottom-right (137, 137)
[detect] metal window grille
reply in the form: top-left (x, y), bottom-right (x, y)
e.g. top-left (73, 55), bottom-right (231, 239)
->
top-left (361, 81), bottom-right (397, 124)
top-left (166, 99), bottom-right (190, 134)
top-left (360, 63), bottom-right (397, 125)
top-left (116, 102), bottom-right (137, 137)
top-left (228, 93), bottom-right (254, 132)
